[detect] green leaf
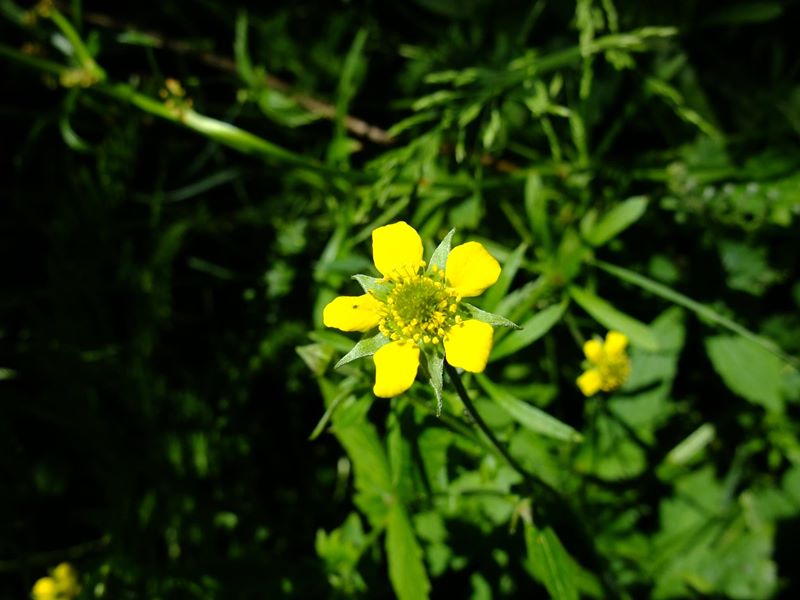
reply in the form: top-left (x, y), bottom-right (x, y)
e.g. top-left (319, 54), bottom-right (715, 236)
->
top-left (476, 375), bottom-right (582, 443)
top-left (352, 274), bottom-right (391, 297)
top-left (569, 287), bottom-right (659, 350)
top-left (464, 303), bottom-right (520, 329)
top-left (335, 334), bottom-right (389, 369)
top-left (386, 503), bottom-right (431, 600)
top-left (296, 343), bottom-right (334, 375)
top-left (428, 228), bottom-right (456, 272)
top-left (233, 11), bottom-right (254, 85)
top-left (703, 2), bottom-right (783, 26)
top-left (309, 385), bottom-right (355, 441)
top-left (525, 174), bottom-right (551, 249)
top-left (582, 196), bottom-right (648, 246)
top-left (482, 242), bottom-right (527, 312)
top-left (424, 352), bottom-right (445, 416)
top-left (705, 335), bottom-right (784, 412)
top-left (524, 522), bottom-right (579, 600)
top-left (491, 301), bottom-right (567, 361)
top-left (662, 423), bottom-right (716, 467)
top-left (595, 259), bottom-right (796, 365)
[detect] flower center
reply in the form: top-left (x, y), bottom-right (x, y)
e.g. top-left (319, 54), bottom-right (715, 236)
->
top-left (378, 264), bottom-right (461, 346)
top-left (599, 354), bottom-right (631, 391)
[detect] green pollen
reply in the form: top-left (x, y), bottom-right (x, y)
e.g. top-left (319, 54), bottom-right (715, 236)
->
top-left (377, 265), bottom-right (461, 345)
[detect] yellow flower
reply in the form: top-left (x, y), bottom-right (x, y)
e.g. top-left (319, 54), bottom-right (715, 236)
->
top-left (323, 222), bottom-right (503, 398)
top-left (32, 577), bottom-right (57, 600)
top-left (31, 563), bottom-right (80, 600)
top-left (576, 330), bottom-right (631, 396)
top-left (53, 563), bottom-right (80, 598)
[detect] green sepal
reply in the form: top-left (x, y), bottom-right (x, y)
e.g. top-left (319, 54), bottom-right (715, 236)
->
top-left (335, 333), bottom-right (389, 369)
top-left (463, 303), bottom-right (521, 329)
top-left (352, 274), bottom-right (391, 300)
top-left (422, 350), bottom-right (445, 417)
top-left (427, 228), bottom-right (456, 273)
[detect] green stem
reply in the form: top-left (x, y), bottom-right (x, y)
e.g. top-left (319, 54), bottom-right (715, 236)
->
top-left (0, 43), bottom-right (66, 76)
top-left (445, 364), bottom-right (556, 496)
top-left (445, 364), bottom-right (625, 598)
top-left (49, 8), bottom-right (104, 78)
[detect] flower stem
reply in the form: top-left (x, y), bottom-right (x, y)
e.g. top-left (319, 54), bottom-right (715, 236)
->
top-left (445, 364), bottom-right (625, 598)
top-left (444, 364), bottom-right (556, 497)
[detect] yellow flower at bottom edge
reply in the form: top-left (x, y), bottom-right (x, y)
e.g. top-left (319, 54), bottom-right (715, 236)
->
top-left (323, 221), bottom-right (502, 398)
top-left (32, 563), bottom-right (80, 600)
top-left (576, 330), bottom-right (631, 397)
top-left (32, 577), bottom-right (57, 600)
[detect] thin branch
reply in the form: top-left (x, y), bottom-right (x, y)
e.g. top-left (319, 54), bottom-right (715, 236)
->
top-left (445, 364), bottom-right (626, 599)
top-left (445, 364), bottom-right (557, 496)
top-left (76, 8), bottom-right (395, 145)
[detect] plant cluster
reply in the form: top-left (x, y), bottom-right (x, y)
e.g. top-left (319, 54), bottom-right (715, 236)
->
top-left (2, 0), bottom-right (799, 598)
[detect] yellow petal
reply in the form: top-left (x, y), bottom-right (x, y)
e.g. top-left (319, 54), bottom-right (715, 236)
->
top-left (445, 242), bottom-right (501, 297)
top-left (323, 294), bottom-right (382, 332)
top-left (32, 577), bottom-right (57, 600)
top-left (373, 341), bottom-right (420, 397)
top-left (444, 319), bottom-right (493, 373)
top-left (371, 221), bottom-right (423, 278)
top-left (604, 331), bottom-right (629, 357)
top-left (583, 339), bottom-right (604, 363)
top-left (577, 369), bottom-right (603, 397)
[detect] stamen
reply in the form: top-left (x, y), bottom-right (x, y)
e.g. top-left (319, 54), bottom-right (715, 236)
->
top-left (377, 262), bottom-right (463, 348)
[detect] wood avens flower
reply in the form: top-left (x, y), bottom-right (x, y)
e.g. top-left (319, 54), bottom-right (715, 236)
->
top-left (323, 222), bottom-right (514, 404)
top-left (31, 563), bottom-right (80, 600)
top-left (576, 331), bottom-right (631, 396)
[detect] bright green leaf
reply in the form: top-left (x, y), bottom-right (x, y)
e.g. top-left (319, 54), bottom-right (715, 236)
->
top-left (583, 196), bottom-right (648, 246)
top-left (491, 300), bottom-right (567, 361)
top-left (476, 375), bottom-right (582, 443)
top-left (386, 503), bottom-right (431, 600)
top-left (569, 287), bottom-right (659, 350)
top-left (705, 335), bottom-right (784, 412)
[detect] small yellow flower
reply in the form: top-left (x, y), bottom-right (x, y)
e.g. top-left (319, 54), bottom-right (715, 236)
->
top-left (32, 577), bottom-right (57, 600)
top-left (31, 563), bottom-right (80, 600)
top-left (53, 562), bottom-right (80, 598)
top-left (576, 331), bottom-right (631, 396)
top-left (323, 221), bottom-right (502, 398)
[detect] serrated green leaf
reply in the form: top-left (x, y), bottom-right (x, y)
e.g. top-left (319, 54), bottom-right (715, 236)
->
top-left (705, 335), bottom-right (784, 412)
top-left (428, 228), bottom-right (456, 272)
top-left (569, 287), bottom-right (659, 350)
top-left (491, 300), bottom-right (567, 361)
top-left (386, 503), bottom-right (431, 600)
top-left (583, 196), bottom-right (648, 246)
top-left (464, 303), bottom-right (520, 329)
top-left (335, 334), bottom-right (389, 368)
top-left (476, 375), bottom-right (582, 442)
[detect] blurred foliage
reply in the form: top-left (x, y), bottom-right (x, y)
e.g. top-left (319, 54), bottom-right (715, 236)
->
top-left (1, 0), bottom-right (800, 598)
